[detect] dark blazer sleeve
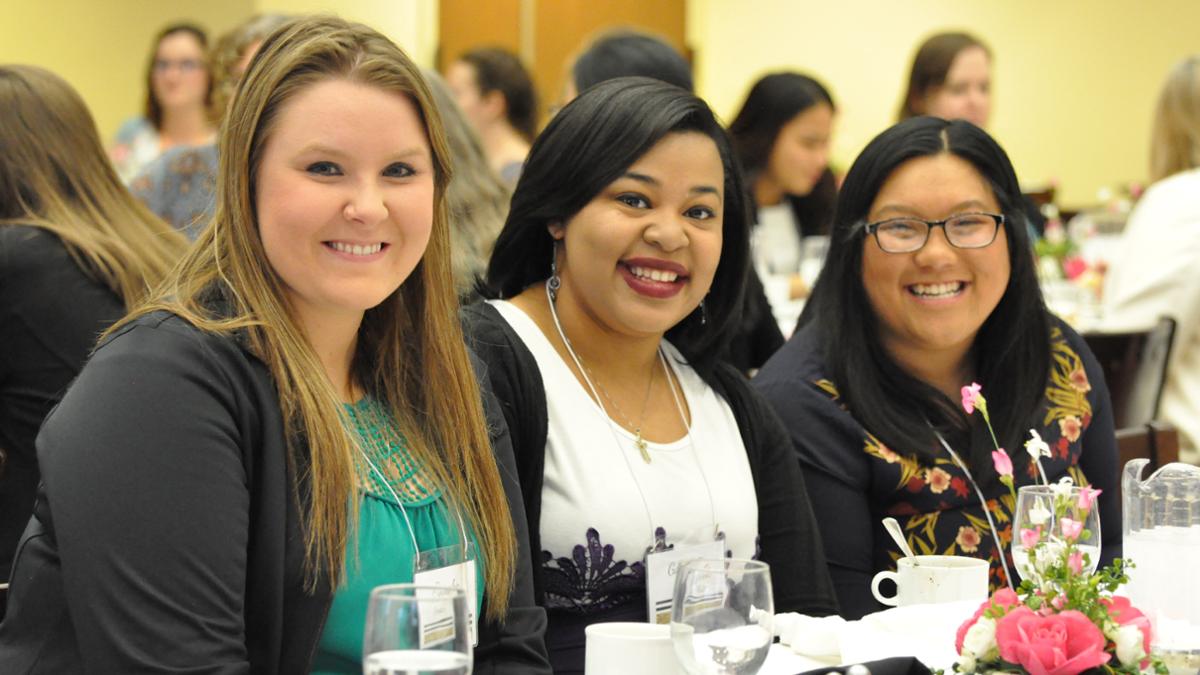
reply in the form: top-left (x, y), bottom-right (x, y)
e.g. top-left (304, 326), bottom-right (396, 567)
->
top-left (473, 351), bottom-right (552, 675)
top-left (36, 320), bottom-right (253, 673)
top-left (462, 303), bottom-right (549, 603)
top-left (716, 366), bottom-right (839, 617)
top-left (1067, 324), bottom-right (1122, 565)
top-left (752, 355), bottom-right (878, 620)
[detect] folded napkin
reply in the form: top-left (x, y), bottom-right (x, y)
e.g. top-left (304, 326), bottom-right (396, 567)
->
top-left (774, 613), bottom-right (847, 658)
top-left (838, 601), bottom-right (978, 671)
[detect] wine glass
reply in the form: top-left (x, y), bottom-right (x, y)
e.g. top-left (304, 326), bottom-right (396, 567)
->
top-left (363, 584), bottom-right (472, 675)
top-left (1011, 485), bottom-right (1102, 584)
top-left (670, 558), bottom-right (774, 675)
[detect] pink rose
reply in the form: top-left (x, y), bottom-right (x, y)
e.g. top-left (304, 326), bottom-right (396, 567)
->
top-left (1020, 526), bottom-right (1042, 550)
top-left (1061, 517), bottom-right (1083, 540)
top-left (1102, 596), bottom-right (1152, 661)
top-left (961, 382), bottom-right (982, 414)
top-left (992, 449), bottom-right (1014, 478)
top-left (995, 607), bottom-right (1111, 675)
top-left (957, 589), bottom-right (1021, 654)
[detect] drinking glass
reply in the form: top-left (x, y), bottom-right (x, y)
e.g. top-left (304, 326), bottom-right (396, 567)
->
top-left (670, 558), bottom-right (773, 675)
top-left (1011, 485), bottom-right (1101, 584)
top-left (363, 584), bottom-right (472, 675)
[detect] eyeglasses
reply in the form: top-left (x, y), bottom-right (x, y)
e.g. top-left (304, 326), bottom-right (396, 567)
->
top-left (864, 212), bottom-right (1004, 253)
top-left (153, 59), bottom-right (203, 74)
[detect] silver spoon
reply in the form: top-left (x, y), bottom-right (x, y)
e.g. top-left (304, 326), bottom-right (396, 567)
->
top-left (883, 517), bottom-right (916, 559)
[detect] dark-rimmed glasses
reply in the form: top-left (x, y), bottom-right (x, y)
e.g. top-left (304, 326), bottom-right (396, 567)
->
top-left (864, 212), bottom-right (1004, 253)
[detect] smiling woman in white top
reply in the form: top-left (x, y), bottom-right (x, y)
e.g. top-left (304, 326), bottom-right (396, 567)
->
top-left (464, 76), bottom-right (838, 674)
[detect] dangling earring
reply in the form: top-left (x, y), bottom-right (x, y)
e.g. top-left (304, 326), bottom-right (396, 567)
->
top-left (548, 241), bottom-right (562, 302)
top-left (700, 299), bottom-right (708, 325)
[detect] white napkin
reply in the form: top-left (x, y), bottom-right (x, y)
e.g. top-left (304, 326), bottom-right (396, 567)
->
top-left (838, 601), bottom-right (978, 671)
top-left (773, 613), bottom-right (847, 658)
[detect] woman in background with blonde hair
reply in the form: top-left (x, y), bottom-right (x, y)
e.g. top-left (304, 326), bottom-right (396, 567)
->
top-left (1102, 55), bottom-right (1200, 465)
top-left (0, 16), bottom-right (548, 673)
top-left (0, 64), bottom-right (186, 594)
top-left (424, 69), bottom-right (510, 299)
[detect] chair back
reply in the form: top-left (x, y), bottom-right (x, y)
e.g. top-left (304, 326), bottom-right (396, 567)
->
top-left (1117, 421), bottom-right (1181, 480)
top-left (1083, 317), bottom-right (1176, 428)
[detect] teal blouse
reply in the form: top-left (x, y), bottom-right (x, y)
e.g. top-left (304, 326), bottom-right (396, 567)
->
top-left (311, 399), bottom-right (484, 674)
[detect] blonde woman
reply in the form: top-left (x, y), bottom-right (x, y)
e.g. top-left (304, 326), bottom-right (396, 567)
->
top-left (0, 17), bottom-right (549, 674)
top-left (0, 65), bottom-right (187, 589)
top-left (423, 69), bottom-right (510, 299)
top-left (1102, 55), bottom-right (1200, 463)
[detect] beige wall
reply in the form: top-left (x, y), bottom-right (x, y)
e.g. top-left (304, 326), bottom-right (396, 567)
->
top-left (0, 0), bottom-right (255, 142)
top-left (0, 0), bottom-right (436, 144)
top-left (689, 0), bottom-right (1199, 207)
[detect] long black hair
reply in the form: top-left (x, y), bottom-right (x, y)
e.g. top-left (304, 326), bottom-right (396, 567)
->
top-left (728, 72), bottom-right (837, 236)
top-left (485, 77), bottom-right (750, 384)
top-left (801, 116), bottom-right (1049, 479)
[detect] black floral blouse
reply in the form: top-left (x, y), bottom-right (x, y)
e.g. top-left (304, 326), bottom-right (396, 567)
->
top-left (753, 320), bottom-right (1121, 619)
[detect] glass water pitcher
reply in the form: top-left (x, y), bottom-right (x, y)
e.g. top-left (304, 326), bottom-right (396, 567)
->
top-left (1122, 459), bottom-right (1200, 673)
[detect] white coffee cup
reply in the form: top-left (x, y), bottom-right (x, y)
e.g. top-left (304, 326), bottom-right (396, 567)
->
top-left (870, 555), bottom-right (989, 607)
top-left (584, 622), bottom-right (683, 675)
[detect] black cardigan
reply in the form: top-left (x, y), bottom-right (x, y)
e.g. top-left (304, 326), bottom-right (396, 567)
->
top-left (0, 226), bottom-right (126, 583)
top-left (0, 311), bottom-right (550, 674)
top-left (462, 302), bottom-right (839, 614)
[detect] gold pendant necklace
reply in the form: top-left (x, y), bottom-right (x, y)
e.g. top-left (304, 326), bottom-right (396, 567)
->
top-left (583, 356), bottom-right (658, 463)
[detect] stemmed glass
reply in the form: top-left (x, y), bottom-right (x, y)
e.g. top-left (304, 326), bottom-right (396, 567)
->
top-left (1011, 484), bottom-right (1101, 585)
top-left (363, 584), bottom-right (472, 675)
top-left (670, 559), bottom-right (774, 675)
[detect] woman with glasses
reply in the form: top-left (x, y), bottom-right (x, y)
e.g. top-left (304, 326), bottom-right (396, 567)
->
top-left (753, 117), bottom-right (1120, 619)
top-left (110, 23), bottom-right (215, 183)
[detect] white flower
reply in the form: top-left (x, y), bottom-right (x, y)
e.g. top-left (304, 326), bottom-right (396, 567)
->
top-left (1024, 429), bottom-right (1052, 459)
top-left (1028, 505), bottom-right (1052, 526)
top-left (1115, 624), bottom-right (1146, 666)
top-left (956, 652), bottom-right (977, 673)
top-left (1051, 476), bottom-right (1075, 500)
top-left (962, 617), bottom-right (997, 659)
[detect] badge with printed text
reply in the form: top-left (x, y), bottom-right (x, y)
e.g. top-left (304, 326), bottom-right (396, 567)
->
top-left (645, 537), bottom-right (726, 624)
top-left (414, 541), bottom-right (479, 647)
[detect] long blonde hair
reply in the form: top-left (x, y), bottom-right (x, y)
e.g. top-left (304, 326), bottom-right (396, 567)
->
top-left (125, 16), bottom-right (516, 614)
top-left (0, 65), bottom-right (186, 307)
top-left (1150, 55), bottom-right (1200, 183)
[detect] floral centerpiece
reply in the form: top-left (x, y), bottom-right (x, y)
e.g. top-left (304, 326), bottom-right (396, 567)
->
top-left (954, 384), bottom-right (1165, 675)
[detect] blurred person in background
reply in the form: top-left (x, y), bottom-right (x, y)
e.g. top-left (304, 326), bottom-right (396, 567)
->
top-left (729, 71), bottom-right (838, 301)
top-left (898, 31), bottom-right (991, 128)
top-left (110, 23), bottom-right (215, 183)
top-left (425, 70), bottom-right (511, 300)
top-left (1102, 55), bottom-right (1200, 464)
top-left (558, 28), bottom-right (693, 108)
top-left (129, 14), bottom-right (290, 238)
top-left (445, 47), bottom-right (537, 186)
top-left (0, 65), bottom-right (187, 595)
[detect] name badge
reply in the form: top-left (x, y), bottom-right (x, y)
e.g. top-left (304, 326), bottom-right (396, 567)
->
top-left (645, 538), bottom-right (726, 624)
top-left (414, 542), bottom-right (479, 647)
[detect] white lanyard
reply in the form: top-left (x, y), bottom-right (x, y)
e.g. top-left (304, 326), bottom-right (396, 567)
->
top-left (931, 428), bottom-right (1016, 591)
top-left (355, 445), bottom-right (470, 558)
top-left (544, 280), bottom-right (719, 548)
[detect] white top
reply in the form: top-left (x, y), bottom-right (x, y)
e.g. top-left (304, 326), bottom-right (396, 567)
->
top-left (1100, 168), bottom-right (1200, 463)
top-left (753, 202), bottom-right (802, 276)
top-left (489, 300), bottom-right (758, 612)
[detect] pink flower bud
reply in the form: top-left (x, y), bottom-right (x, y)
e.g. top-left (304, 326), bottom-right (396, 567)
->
top-left (1020, 526), bottom-right (1042, 549)
top-left (1077, 486), bottom-right (1101, 511)
top-left (961, 382), bottom-right (982, 414)
top-left (992, 449), bottom-right (1013, 477)
top-left (1061, 517), bottom-right (1083, 540)
top-left (1068, 551), bottom-right (1084, 575)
